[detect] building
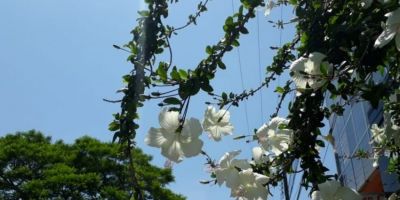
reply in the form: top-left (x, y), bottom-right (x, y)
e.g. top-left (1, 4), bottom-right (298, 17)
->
top-left (329, 95), bottom-right (400, 199)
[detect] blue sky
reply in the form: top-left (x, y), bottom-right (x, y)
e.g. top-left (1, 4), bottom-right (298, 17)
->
top-left (0, 0), bottom-right (336, 199)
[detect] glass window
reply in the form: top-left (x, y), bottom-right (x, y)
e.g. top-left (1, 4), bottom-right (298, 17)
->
top-left (351, 104), bottom-right (368, 140)
top-left (343, 164), bottom-right (357, 189)
top-left (345, 115), bottom-right (357, 154)
top-left (352, 159), bottom-right (365, 190)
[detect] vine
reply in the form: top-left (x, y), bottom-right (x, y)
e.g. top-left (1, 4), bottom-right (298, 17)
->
top-left (109, 0), bottom-right (400, 199)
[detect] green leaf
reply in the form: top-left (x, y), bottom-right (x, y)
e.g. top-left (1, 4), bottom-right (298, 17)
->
top-left (200, 80), bottom-right (213, 92)
top-left (170, 67), bottom-right (181, 81)
top-left (320, 62), bottom-right (329, 76)
top-left (239, 27), bottom-right (249, 34)
top-left (178, 69), bottom-right (188, 80)
top-left (138, 10), bottom-right (150, 17)
top-left (222, 92), bottom-right (228, 101)
top-left (112, 131), bottom-right (120, 143)
top-left (163, 97), bottom-right (182, 105)
top-left (225, 16), bottom-right (234, 26)
top-left (275, 86), bottom-right (285, 94)
top-left (316, 140), bottom-right (325, 148)
top-left (206, 46), bottom-right (213, 54)
top-left (108, 121), bottom-right (119, 131)
top-left (156, 63), bottom-right (168, 81)
top-left (122, 75), bottom-right (131, 84)
top-left (232, 40), bottom-right (240, 47)
top-left (233, 135), bottom-right (246, 140)
top-left (217, 60), bottom-right (226, 70)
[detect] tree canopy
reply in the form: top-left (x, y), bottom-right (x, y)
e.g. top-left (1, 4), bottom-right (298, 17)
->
top-left (0, 130), bottom-right (185, 200)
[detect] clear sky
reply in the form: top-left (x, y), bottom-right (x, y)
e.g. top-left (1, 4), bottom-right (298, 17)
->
top-left (0, 0), bottom-right (336, 199)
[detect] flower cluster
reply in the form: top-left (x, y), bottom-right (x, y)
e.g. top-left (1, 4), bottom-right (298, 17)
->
top-left (213, 150), bottom-right (269, 200)
top-left (145, 106), bottom-right (234, 163)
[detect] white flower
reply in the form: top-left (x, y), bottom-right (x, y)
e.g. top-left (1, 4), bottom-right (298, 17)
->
top-left (256, 117), bottom-right (292, 156)
top-left (252, 147), bottom-right (269, 164)
top-left (214, 150), bottom-right (251, 188)
top-left (290, 52), bottom-right (332, 90)
top-left (384, 112), bottom-right (400, 145)
top-left (388, 193), bottom-right (399, 200)
top-left (203, 106), bottom-right (234, 141)
top-left (311, 180), bottom-right (362, 200)
top-left (230, 169), bottom-right (269, 200)
top-left (372, 148), bottom-right (381, 168)
top-left (311, 191), bottom-right (322, 200)
top-left (264, 0), bottom-right (275, 16)
top-left (370, 124), bottom-right (386, 144)
top-left (374, 8), bottom-right (400, 51)
top-left (145, 108), bottom-right (203, 163)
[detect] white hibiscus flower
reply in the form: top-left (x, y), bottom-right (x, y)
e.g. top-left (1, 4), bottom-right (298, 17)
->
top-left (384, 112), bottom-right (400, 145)
top-left (214, 150), bottom-right (251, 188)
top-left (203, 106), bottom-right (234, 141)
top-left (311, 180), bottom-right (362, 200)
top-left (370, 124), bottom-right (386, 144)
top-left (374, 8), bottom-right (400, 51)
top-left (256, 117), bottom-right (293, 156)
top-left (145, 108), bottom-right (203, 163)
top-left (230, 169), bottom-right (269, 200)
top-left (290, 52), bottom-right (332, 90)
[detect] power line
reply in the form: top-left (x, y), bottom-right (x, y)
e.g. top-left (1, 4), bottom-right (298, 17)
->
top-left (256, 10), bottom-right (264, 124)
top-left (231, 0), bottom-right (250, 134)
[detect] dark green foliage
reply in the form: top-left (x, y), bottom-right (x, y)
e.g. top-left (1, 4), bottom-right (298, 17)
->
top-left (0, 130), bottom-right (185, 200)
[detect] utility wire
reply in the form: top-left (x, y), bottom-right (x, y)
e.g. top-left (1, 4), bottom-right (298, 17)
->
top-left (231, 0), bottom-right (250, 134)
top-left (256, 10), bottom-right (264, 124)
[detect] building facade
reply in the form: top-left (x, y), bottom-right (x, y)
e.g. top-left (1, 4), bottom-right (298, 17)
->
top-left (329, 98), bottom-right (400, 199)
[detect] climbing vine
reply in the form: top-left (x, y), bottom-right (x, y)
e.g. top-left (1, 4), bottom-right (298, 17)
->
top-left (109, 0), bottom-right (400, 199)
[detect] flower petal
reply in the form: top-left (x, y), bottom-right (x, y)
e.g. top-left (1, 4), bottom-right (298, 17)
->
top-left (219, 150), bottom-right (241, 168)
top-left (307, 52), bottom-right (326, 70)
top-left (311, 191), bottom-right (322, 200)
top-left (159, 108), bottom-right (180, 132)
top-left (374, 25), bottom-right (397, 49)
top-left (385, 8), bottom-right (400, 26)
top-left (184, 117), bottom-right (203, 138)
top-left (161, 139), bottom-right (183, 163)
top-left (291, 72), bottom-right (309, 89)
top-left (256, 124), bottom-right (268, 139)
top-left (145, 127), bottom-right (167, 147)
top-left (225, 168), bottom-right (241, 188)
top-left (252, 146), bottom-right (264, 164)
top-left (268, 117), bottom-right (289, 131)
top-left (290, 56), bottom-right (308, 72)
top-left (254, 173), bottom-right (269, 185)
top-left (231, 159), bottom-right (251, 170)
top-left (318, 180), bottom-right (340, 199)
top-left (336, 185), bottom-right (362, 200)
top-left (214, 168), bottom-right (228, 186)
top-left (396, 33), bottom-right (400, 51)
top-left (180, 138), bottom-right (203, 157)
top-left (203, 106), bottom-right (234, 141)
